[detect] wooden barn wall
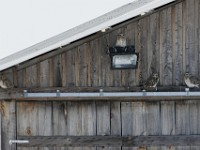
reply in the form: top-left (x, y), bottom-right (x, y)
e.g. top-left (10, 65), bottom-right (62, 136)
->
top-left (0, 0), bottom-right (200, 149)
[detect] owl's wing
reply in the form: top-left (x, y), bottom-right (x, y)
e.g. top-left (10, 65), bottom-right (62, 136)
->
top-left (190, 76), bottom-right (199, 84)
top-left (144, 78), bottom-right (154, 87)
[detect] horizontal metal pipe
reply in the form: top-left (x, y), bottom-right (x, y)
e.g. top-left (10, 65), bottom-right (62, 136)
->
top-left (9, 140), bottom-right (29, 145)
top-left (24, 90), bottom-right (200, 98)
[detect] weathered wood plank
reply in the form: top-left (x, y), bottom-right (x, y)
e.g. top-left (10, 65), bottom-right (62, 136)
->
top-left (25, 65), bottom-right (38, 88)
top-left (121, 102), bottom-right (133, 150)
top-left (102, 34), bottom-right (113, 86)
top-left (16, 135), bottom-right (200, 147)
top-left (17, 68), bottom-right (26, 88)
top-left (17, 102), bottom-right (53, 150)
top-left (52, 55), bottom-right (62, 87)
top-left (81, 102), bottom-right (96, 150)
top-left (53, 102), bottom-right (68, 136)
top-left (52, 102), bottom-right (68, 150)
top-left (172, 3), bottom-right (183, 86)
top-left (145, 102), bottom-right (160, 136)
top-left (161, 101), bottom-right (175, 135)
top-left (138, 17), bottom-right (149, 83)
top-left (175, 101), bottom-right (190, 150)
top-left (12, 67), bottom-right (18, 88)
top-left (65, 48), bottom-right (76, 87)
top-left (75, 44), bottom-right (88, 86)
top-left (39, 60), bottom-right (49, 87)
top-left (182, 0), bottom-right (186, 76)
top-left (74, 47), bottom-right (80, 87)
top-left (85, 43), bottom-right (91, 86)
top-left (198, 0), bottom-right (200, 78)
top-left (1, 100), bottom-right (16, 150)
top-left (185, 0), bottom-right (197, 74)
top-left (90, 38), bottom-right (101, 86)
top-left (160, 7), bottom-right (173, 86)
top-left (17, 102), bottom-right (39, 150)
top-left (68, 102), bottom-right (82, 150)
top-left (122, 102), bottom-right (146, 150)
top-left (110, 102), bottom-right (121, 150)
top-left (189, 101), bottom-right (200, 150)
top-left (60, 52), bottom-right (67, 88)
top-left (160, 101), bottom-right (175, 150)
top-left (96, 101), bottom-right (110, 150)
top-left (148, 12), bottom-right (160, 76)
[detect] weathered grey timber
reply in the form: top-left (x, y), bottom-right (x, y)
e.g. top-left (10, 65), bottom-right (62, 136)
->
top-left (16, 135), bottom-right (200, 147)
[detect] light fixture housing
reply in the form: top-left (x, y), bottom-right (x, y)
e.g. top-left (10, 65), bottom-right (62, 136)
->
top-left (108, 46), bottom-right (139, 69)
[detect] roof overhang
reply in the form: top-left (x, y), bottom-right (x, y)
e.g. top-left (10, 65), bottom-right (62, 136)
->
top-left (0, 0), bottom-right (175, 71)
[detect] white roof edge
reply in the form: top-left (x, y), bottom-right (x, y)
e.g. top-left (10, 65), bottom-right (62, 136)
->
top-left (0, 0), bottom-right (175, 71)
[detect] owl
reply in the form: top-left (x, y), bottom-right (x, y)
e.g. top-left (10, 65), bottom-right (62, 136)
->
top-left (0, 75), bottom-right (14, 89)
top-left (143, 73), bottom-right (159, 91)
top-left (115, 34), bottom-right (127, 47)
top-left (184, 73), bottom-right (199, 88)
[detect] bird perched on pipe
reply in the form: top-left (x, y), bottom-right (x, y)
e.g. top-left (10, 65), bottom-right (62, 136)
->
top-left (143, 73), bottom-right (159, 91)
top-left (0, 75), bottom-right (14, 89)
top-left (184, 72), bottom-right (199, 88)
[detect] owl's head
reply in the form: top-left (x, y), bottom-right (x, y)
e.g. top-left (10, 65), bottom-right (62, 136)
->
top-left (152, 73), bottom-right (159, 78)
top-left (184, 72), bottom-right (190, 78)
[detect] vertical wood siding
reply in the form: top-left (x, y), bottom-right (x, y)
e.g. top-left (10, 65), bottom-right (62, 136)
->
top-left (0, 0), bottom-right (200, 150)
top-left (16, 100), bottom-right (200, 150)
top-left (1, 0), bottom-right (198, 88)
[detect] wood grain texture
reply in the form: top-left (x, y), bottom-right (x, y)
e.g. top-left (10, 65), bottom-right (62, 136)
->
top-left (39, 60), bottom-right (49, 87)
top-left (76, 43), bottom-right (89, 86)
top-left (81, 102), bottom-right (96, 150)
top-left (160, 101), bottom-right (175, 150)
top-left (175, 101), bottom-right (190, 150)
top-left (110, 102), bottom-right (121, 150)
top-left (65, 48), bottom-right (76, 87)
top-left (96, 101), bottom-right (110, 150)
top-left (172, 3), bottom-right (183, 86)
top-left (138, 17), bottom-right (149, 83)
top-left (60, 52), bottom-right (67, 88)
top-left (17, 102), bottom-right (53, 150)
top-left (160, 7), bottom-right (173, 86)
top-left (25, 65), bottom-right (38, 88)
top-left (185, 0), bottom-right (197, 74)
top-left (148, 12), bottom-right (160, 76)
top-left (104, 32), bottom-right (114, 86)
top-left (90, 38), bottom-right (103, 86)
top-left (52, 102), bottom-right (68, 150)
top-left (198, 0), bottom-right (200, 78)
top-left (52, 55), bottom-right (62, 87)
top-left (121, 102), bottom-right (146, 150)
top-left (145, 102), bottom-right (160, 136)
top-left (1, 100), bottom-right (16, 150)
top-left (16, 135), bottom-right (200, 147)
top-left (68, 102), bottom-right (82, 150)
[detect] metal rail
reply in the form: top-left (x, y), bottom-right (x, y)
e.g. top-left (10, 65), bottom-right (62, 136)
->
top-left (23, 88), bottom-right (200, 98)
